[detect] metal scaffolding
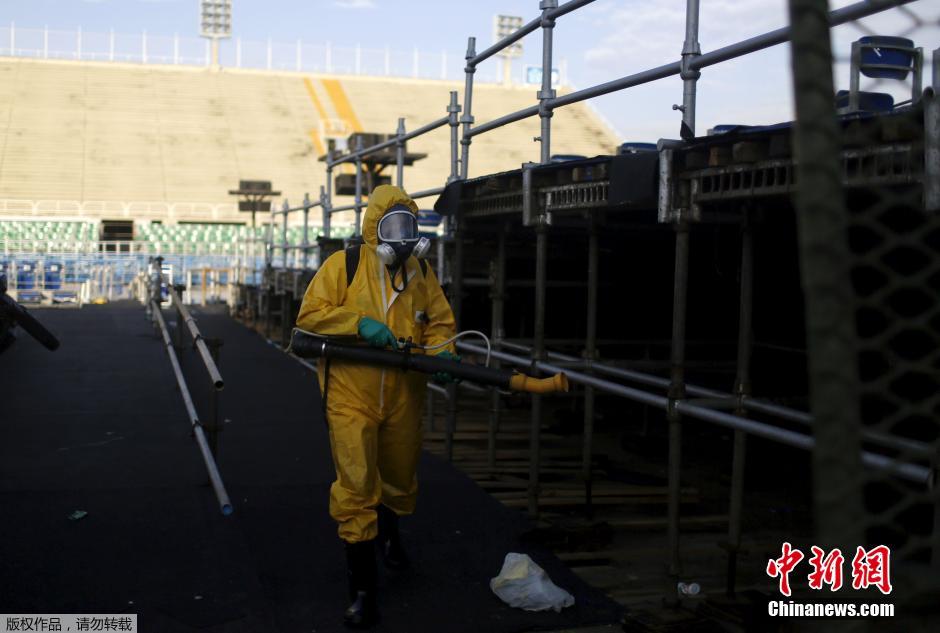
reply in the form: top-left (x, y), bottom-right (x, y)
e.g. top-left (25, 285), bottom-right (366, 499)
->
top-left (224, 0), bottom-right (936, 616)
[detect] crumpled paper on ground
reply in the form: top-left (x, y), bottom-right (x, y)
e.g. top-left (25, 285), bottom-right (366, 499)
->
top-left (490, 552), bottom-right (575, 612)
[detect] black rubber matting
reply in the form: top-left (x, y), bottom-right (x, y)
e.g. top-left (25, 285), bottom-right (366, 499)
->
top-left (0, 301), bottom-right (622, 632)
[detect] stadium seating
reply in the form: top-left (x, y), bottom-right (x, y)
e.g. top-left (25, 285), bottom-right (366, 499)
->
top-left (0, 58), bottom-right (618, 220)
top-left (0, 220), bottom-right (354, 249)
top-left (0, 220), bottom-right (96, 247)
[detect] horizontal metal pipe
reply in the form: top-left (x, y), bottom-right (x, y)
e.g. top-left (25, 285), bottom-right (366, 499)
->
top-left (458, 380), bottom-right (488, 393)
top-left (409, 186), bottom-right (446, 199)
top-left (468, 60), bottom-right (679, 134)
top-left (151, 302), bottom-right (234, 516)
top-left (552, 61), bottom-right (681, 110)
top-left (469, 0), bottom-right (594, 67)
top-left (169, 288), bottom-right (224, 390)
top-left (671, 400), bottom-right (927, 482)
top-left (427, 379), bottom-right (486, 397)
top-left (498, 340), bottom-right (932, 457)
top-left (690, 0), bottom-right (914, 70)
top-left (504, 340), bottom-right (801, 414)
top-left (401, 116), bottom-right (450, 141)
top-left (428, 382), bottom-right (449, 396)
top-left (466, 104), bottom-right (540, 138)
top-left (470, 17), bottom-right (541, 66)
top-left (329, 116), bottom-right (450, 167)
top-left (274, 201), bottom-right (323, 214)
top-left (501, 339), bottom-right (673, 390)
top-left (467, 343), bottom-right (668, 407)
top-left (329, 137), bottom-right (398, 166)
top-left (327, 203), bottom-right (360, 213)
top-left (466, 0), bottom-right (914, 136)
top-left (458, 342), bottom-right (931, 484)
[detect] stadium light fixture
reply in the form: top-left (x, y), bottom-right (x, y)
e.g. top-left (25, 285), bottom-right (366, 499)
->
top-left (494, 14), bottom-right (523, 85)
top-left (200, 0), bottom-right (232, 68)
top-left (493, 15), bottom-right (524, 57)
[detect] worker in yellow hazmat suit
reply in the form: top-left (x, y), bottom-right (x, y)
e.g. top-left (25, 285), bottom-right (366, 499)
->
top-left (296, 185), bottom-right (457, 628)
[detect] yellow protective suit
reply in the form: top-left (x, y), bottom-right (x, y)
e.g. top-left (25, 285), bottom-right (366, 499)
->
top-left (296, 185), bottom-right (456, 543)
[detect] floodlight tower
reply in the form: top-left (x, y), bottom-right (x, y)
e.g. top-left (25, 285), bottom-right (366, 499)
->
top-left (200, 0), bottom-right (232, 69)
top-left (493, 14), bottom-right (523, 86)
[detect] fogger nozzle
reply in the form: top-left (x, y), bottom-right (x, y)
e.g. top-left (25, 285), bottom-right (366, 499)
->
top-left (509, 372), bottom-right (569, 394)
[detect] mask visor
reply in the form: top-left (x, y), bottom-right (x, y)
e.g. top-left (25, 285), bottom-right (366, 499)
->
top-left (377, 208), bottom-right (419, 244)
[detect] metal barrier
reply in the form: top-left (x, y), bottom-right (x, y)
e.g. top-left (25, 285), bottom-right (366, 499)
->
top-left (261, 0), bottom-right (925, 257)
top-left (2, 239), bottom-right (245, 304)
top-left (145, 258), bottom-right (231, 516)
top-left (0, 25), bottom-right (496, 82)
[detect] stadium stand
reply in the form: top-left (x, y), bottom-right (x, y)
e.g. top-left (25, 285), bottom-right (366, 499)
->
top-left (0, 220), bottom-right (96, 242)
top-left (0, 57), bottom-right (618, 223)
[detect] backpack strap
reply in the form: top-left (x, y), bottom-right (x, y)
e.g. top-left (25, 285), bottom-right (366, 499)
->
top-left (345, 244), bottom-right (361, 288)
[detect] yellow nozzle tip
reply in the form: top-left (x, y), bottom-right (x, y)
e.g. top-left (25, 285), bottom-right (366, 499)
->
top-left (509, 372), bottom-right (569, 394)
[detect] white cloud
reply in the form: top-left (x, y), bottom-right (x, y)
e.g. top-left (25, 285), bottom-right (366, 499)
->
top-left (583, 1), bottom-right (787, 72)
top-left (576, 0), bottom-right (938, 142)
top-left (334, 0), bottom-right (376, 9)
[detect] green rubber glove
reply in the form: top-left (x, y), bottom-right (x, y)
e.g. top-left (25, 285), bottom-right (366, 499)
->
top-left (358, 317), bottom-right (398, 349)
top-left (432, 350), bottom-right (461, 384)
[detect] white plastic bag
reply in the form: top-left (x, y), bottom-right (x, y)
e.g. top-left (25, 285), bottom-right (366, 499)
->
top-left (490, 552), bottom-right (575, 612)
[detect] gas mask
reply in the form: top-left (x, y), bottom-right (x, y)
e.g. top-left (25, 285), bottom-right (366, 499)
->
top-left (375, 206), bottom-right (430, 267)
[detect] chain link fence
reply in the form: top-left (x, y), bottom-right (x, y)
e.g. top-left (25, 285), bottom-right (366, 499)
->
top-left (790, 0), bottom-right (939, 629)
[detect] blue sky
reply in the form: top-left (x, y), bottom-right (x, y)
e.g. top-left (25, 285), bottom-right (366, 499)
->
top-left (2, 0), bottom-right (937, 142)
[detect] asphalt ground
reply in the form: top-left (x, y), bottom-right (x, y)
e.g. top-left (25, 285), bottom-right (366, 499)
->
top-left (0, 301), bottom-right (622, 633)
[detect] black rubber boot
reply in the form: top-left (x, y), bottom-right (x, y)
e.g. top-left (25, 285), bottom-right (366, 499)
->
top-left (376, 505), bottom-right (410, 570)
top-left (343, 540), bottom-right (378, 628)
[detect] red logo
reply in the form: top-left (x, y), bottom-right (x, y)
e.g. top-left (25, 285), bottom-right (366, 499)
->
top-left (851, 545), bottom-right (892, 595)
top-left (807, 546), bottom-right (844, 591)
top-left (766, 542), bottom-right (804, 597)
top-left (767, 543), bottom-right (892, 595)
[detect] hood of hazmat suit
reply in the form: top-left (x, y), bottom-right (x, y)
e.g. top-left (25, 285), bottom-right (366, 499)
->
top-left (296, 184), bottom-right (456, 543)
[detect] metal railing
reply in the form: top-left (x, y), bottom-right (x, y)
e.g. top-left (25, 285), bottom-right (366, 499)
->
top-left (0, 198), bottom-right (239, 220)
top-left (144, 259), bottom-right (231, 516)
top-left (0, 24), bottom-right (506, 82)
top-left (317, 90), bottom-right (462, 239)
top-left (458, 342), bottom-right (930, 483)
top-left (267, 0), bottom-right (921, 238)
top-left (1, 240), bottom-right (246, 303)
